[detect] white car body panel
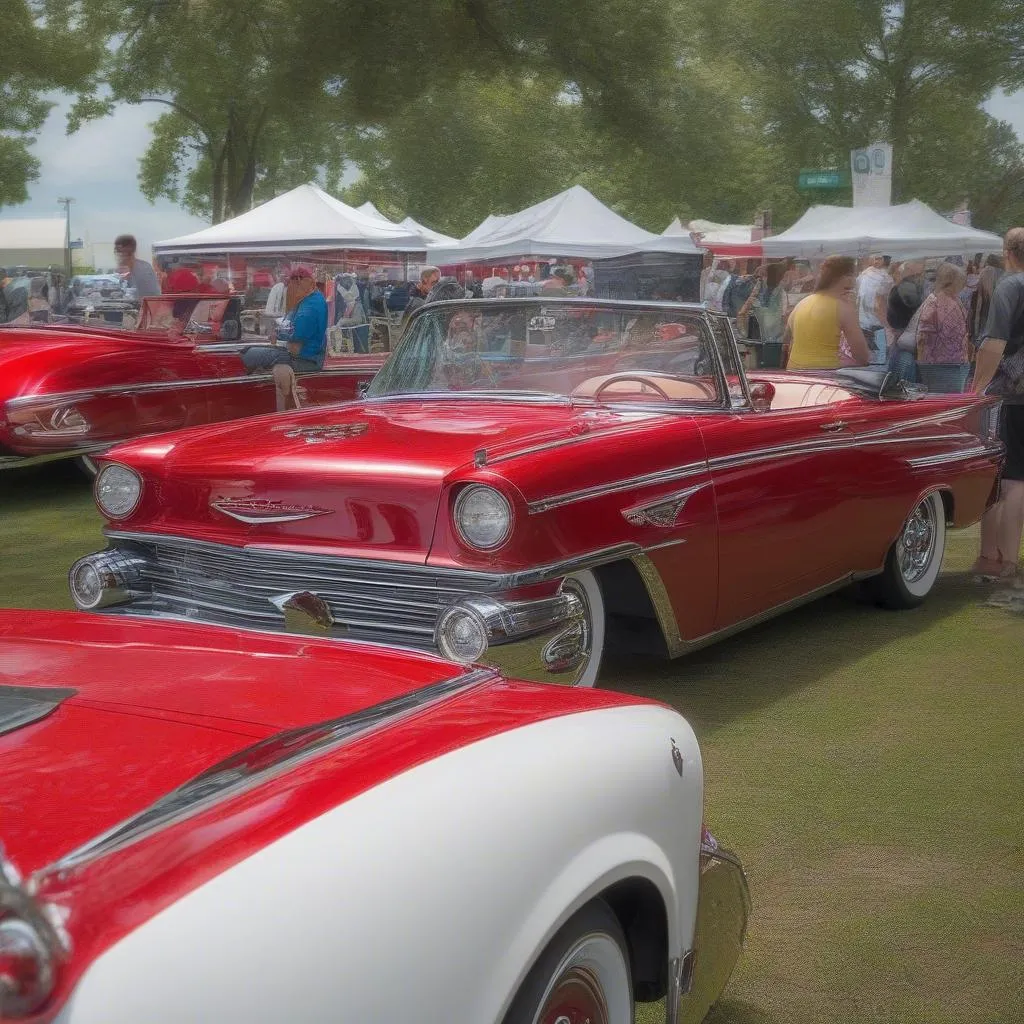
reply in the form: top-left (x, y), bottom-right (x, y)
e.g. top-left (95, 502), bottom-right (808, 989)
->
top-left (55, 704), bottom-right (703, 1024)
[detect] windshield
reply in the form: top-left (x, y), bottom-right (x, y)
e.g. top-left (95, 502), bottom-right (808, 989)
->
top-left (368, 301), bottom-right (723, 405)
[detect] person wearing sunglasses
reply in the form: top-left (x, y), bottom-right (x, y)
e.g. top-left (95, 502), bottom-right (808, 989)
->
top-left (241, 264), bottom-right (328, 410)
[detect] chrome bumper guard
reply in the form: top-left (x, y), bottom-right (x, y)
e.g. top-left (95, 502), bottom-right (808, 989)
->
top-left (69, 543), bottom-right (592, 685)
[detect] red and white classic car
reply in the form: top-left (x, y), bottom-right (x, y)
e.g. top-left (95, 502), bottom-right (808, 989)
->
top-left (0, 611), bottom-right (749, 1023)
top-left (70, 298), bottom-right (1004, 688)
top-left (0, 294), bottom-right (381, 474)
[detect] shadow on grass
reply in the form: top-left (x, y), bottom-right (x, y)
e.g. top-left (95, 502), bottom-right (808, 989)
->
top-left (602, 568), bottom-right (983, 736)
top-left (1, 460), bottom-right (94, 508)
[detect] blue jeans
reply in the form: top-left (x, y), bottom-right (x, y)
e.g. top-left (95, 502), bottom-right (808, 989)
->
top-left (888, 348), bottom-right (917, 383)
top-left (917, 363), bottom-right (970, 393)
top-left (241, 346), bottom-right (319, 374)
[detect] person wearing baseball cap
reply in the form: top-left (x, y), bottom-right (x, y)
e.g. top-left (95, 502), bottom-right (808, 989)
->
top-left (241, 263), bottom-right (328, 411)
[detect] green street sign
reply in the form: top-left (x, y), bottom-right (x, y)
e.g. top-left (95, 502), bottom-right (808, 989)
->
top-left (798, 169), bottom-right (848, 190)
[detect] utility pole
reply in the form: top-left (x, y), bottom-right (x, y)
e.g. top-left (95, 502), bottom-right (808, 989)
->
top-left (57, 197), bottom-right (74, 280)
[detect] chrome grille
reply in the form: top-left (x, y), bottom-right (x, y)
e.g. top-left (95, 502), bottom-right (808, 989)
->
top-left (109, 534), bottom-right (504, 649)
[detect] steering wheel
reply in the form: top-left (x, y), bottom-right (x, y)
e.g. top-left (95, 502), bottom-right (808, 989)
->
top-left (590, 374), bottom-right (673, 402)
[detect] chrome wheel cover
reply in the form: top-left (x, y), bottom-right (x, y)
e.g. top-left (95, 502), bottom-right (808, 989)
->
top-left (897, 498), bottom-right (937, 585)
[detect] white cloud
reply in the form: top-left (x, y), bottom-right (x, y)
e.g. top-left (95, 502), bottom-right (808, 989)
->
top-left (3, 93), bottom-right (208, 259)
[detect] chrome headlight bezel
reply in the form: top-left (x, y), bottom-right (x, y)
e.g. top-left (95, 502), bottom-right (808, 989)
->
top-left (94, 463), bottom-right (142, 519)
top-left (453, 484), bottom-right (513, 551)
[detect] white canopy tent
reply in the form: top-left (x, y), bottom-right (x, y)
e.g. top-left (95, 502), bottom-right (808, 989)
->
top-left (154, 184), bottom-right (424, 255)
top-left (356, 202), bottom-right (458, 247)
top-left (430, 186), bottom-right (702, 264)
top-left (675, 218), bottom-right (757, 245)
top-left (761, 200), bottom-right (1002, 259)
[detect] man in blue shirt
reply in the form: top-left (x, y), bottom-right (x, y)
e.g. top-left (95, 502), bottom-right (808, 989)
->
top-left (242, 265), bottom-right (328, 409)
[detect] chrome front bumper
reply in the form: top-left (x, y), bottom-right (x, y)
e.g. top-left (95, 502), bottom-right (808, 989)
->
top-left (69, 537), bottom-right (594, 685)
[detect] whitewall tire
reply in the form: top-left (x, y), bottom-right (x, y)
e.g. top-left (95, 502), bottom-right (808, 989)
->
top-left (867, 492), bottom-right (947, 609)
top-left (563, 569), bottom-right (605, 688)
top-left (502, 900), bottom-right (633, 1024)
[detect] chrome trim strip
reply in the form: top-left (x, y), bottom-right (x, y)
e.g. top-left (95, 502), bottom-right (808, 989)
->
top-left (622, 482), bottom-right (709, 527)
top-left (37, 667), bottom-right (495, 879)
top-left (4, 367), bottom-right (373, 411)
top-left (906, 443), bottom-right (1004, 469)
top-left (102, 529), bottom-right (641, 591)
top-left (633, 551), bottom-right (880, 659)
top-left (527, 461), bottom-right (708, 514)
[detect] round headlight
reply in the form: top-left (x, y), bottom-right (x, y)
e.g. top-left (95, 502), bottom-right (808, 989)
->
top-left (95, 464), bottom-right (141, 518)
top-left (453, 485), bottom-right (512, 550)
top-left (68, 559), bottom-right (104, 610)
top-left (436, 606), bottom-right (488, 664)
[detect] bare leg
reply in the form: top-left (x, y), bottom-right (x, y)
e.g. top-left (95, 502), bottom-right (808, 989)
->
top-left (996, 480), bottom-right (1024, 569)
top-left (978, 499), bottom-right (1005, 562)
top-left (272, 364), bottom-right (299, 412)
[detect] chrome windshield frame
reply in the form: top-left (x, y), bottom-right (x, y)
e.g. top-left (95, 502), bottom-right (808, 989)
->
top-left (367, 297), bottom-right (740, 411)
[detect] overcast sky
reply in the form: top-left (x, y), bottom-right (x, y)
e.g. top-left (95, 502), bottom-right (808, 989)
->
top-left (4, 88), bottom-right (1024, 259)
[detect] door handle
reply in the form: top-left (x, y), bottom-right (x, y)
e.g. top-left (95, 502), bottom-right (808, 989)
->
top-left (820, 420), bottom-right (848, 432)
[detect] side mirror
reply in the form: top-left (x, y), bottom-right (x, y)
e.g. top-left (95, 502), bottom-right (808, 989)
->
top-left (748, 380), bottom-right (775, 413)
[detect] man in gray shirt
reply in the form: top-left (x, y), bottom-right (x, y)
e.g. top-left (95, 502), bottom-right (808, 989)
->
top-left (114, 234), bottom-right (161, 298)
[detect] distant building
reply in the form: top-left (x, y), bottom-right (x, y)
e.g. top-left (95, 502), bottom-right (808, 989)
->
top-left (0, 217), bottom-right (66, 269)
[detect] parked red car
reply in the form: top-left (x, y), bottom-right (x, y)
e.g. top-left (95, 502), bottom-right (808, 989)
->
top-left (71, 298), bottom-right (1004, 688)
top-left (0, 294), bottom-right (381, 474)
top-left (0, 610), bottom-right (748, 1023)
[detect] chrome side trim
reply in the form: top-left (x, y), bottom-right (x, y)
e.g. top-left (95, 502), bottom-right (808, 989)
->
top-left (37, 668), bottom-right (494, 880)
top-left (527, 461), bottom-right (708, 514)
top-left (4, 366), bottom-right (373, 411)
top-left (633, 551), bottom-right (879, 659)
top-left (906, 443), bottom-right (1004, 469)
top-left (622, 482), bottom-right (709, 527)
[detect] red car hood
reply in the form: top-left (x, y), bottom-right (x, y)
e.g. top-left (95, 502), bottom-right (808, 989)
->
top-left (0, 611), bottom-right (468, 874)
top-left (0, 325), bottom-right (147, 405)
top-left (105, 398), bottom-right (641, 558)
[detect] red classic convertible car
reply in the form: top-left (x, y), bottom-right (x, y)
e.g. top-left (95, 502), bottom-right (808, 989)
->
top-left (70, 298), bottom-right (1004, 688)
top-left (0, 294), bottom-right (381, 474)
top-left (0, 611), bottom-right (748, 1023)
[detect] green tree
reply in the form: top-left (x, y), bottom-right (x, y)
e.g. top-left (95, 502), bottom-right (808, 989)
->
top-left (1, 1), bottom-right (104, 207)
top-left (72, 0), bottom-right (678, 224)
top-left (697, 0), bottom-right (1024, 229)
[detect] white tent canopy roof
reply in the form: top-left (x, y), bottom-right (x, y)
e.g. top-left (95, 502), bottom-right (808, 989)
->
top-left (761, 200), bottom-right (1002, 259)
top-left (399, 216), bottom-right (458, 247)
top-left (355, 201), bottom-right (457, 246)
top-left (154, 184), bottom-right (425, 255)
top-left (683, 219), bottom-right (756, 245)
top-left (430, 186), bottom-right (702, 263)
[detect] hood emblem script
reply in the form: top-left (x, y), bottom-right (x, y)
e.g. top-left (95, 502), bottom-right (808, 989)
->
top-left (284, 423), bottom-right (369, 444)
top-left (211, 499), bottom-right (332, 524)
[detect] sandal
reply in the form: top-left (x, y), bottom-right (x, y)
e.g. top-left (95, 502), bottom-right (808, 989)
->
top-left (970, 556), bottom-right (1009, 582)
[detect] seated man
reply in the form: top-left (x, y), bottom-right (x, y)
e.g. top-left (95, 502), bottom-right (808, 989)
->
top-left (242, 265), bottom-right (327, 410)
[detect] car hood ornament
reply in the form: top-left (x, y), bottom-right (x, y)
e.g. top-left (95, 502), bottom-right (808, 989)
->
top-left (283, 423), bottom-right (370, 444)
top-left (210, 499), bottom-right (332, 524)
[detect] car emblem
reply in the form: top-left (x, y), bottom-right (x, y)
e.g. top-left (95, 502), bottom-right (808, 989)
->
top-left (283, 423), bottom-right (369, 444)
top-left (269, 592), bottom-right (337, 635)
top-left (670, 738), bottom-right (684, 777)
top-left (210, 498), bottom-right (332, 524)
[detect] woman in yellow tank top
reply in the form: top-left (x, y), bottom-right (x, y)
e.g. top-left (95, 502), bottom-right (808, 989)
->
top-left (784, 255), bottom-right (872, 369)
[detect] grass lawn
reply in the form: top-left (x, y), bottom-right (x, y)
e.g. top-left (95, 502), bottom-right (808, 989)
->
top-left (2, 465), bottom-right (1022, 1024)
